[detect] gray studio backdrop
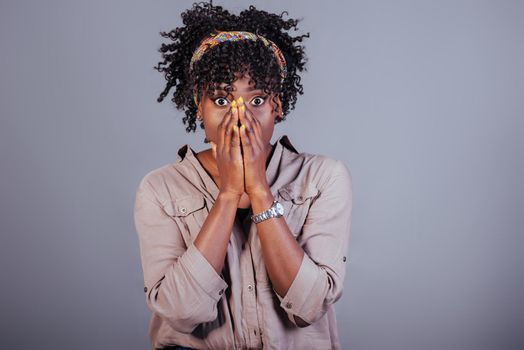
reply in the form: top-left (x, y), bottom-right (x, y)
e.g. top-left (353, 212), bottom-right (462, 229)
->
top-left (1, 0), bottom-right (522, 349)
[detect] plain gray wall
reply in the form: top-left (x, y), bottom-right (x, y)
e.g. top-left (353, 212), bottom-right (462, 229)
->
top-left (1, 0), bottom-right (522, 349)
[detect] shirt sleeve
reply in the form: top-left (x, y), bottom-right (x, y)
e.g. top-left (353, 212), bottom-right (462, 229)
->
top-left (133, 175), bottom-right (228, 334)
top-left (274, 159), bottom-right (353, 326)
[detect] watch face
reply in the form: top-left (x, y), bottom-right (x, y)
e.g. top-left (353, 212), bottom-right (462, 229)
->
top-left (275, 202), bottom-right (284, 216)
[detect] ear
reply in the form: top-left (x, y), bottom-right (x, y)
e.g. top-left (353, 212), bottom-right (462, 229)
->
top-left (194, 89), bottom-right (203, 118)
top-left (275, 94), bottom-right (283, 120)
top-left (197, 99), bottom-right (203, 117)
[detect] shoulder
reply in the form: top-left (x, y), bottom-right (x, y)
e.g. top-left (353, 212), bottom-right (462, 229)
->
top-left (134, 161), bottom-right (192, 205)
top-left (286, 150), bottom-right (352, 193)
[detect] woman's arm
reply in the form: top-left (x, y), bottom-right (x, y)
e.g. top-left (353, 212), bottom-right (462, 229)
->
top-left (134, 178), bottom-right (230, 334)
top-left (237, 102), bottom-right (353, 327)
top-left (249, 189), bottom-right (310, 327)
top-left (195, 100), bottom-right (245, 273)
top-left (250, 160), bottom-right (353, 328)
top-left (237, 103), bottom-right (316, 326)
top-left (249, 189), bottom-right (304, 297)
top-left (134, 104), bottom-right (244, 334)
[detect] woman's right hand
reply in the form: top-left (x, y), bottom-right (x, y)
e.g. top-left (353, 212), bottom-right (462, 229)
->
top-left (211, 102), bottom-right (244, 198)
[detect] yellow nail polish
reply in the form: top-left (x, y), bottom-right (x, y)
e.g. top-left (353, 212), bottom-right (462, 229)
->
top-left (238, 96), bottom-right (244, 104)
top-left (231, 100), bottom-right (237, 107)
top-left (240, 105), bottom-right (245, 112)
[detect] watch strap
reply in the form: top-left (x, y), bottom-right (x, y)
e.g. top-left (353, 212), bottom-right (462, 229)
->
top-left (251, 200), bottom-right (281, 224)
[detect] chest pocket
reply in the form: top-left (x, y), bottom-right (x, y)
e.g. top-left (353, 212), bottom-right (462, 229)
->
top-left (162, 195), bottom-right (207, 247)
top-left (277, 182), bottom-right (319, 238)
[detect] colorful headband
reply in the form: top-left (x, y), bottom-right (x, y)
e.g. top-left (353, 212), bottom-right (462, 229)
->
top-left (190, 30), bottom-right (287, 105)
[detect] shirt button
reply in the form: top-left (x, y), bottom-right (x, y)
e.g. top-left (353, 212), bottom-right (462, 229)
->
top-left (343, 256), bottom-right (347, 262)
top-left (179, 207), bottom-right (187, 214)
top-left (247, 285), bottom-right (253, 292)
top-left (285, 301), bottom-right (293, 309)
top-left (143, 286), bottom-right (148, 293)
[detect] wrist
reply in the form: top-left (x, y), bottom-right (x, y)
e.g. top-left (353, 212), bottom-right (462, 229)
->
top-left (246, 184), bottom-right (272, 199)
top-left (217, 191), bottom-right (242, 203)
top-left (249, 188), bottom-right (275, 215)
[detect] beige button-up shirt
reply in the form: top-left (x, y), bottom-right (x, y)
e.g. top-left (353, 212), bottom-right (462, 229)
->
top-left (134, 134), bottom-right (353, 350)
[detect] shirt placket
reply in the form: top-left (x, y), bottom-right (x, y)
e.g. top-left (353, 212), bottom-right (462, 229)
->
top-left (240, 229), bottom-right (263, 349)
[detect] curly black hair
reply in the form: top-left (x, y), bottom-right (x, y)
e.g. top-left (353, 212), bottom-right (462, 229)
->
top-left (154, 0), bottom-right (310, 133)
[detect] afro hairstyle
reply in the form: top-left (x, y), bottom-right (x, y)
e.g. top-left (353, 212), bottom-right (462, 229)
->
top-left (154, 0), bottom-right (310, 133)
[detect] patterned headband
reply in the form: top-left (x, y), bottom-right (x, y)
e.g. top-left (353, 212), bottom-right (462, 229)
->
top-left (190, 30), bottom-right (287, 105)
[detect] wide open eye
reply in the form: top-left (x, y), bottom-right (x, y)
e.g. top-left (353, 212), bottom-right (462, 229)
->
top-left (213, 97), bottom-right (229, 107)
top-left (251, 95), bottom-right (267, 107)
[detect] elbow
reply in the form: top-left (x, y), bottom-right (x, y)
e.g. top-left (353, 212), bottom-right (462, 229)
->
top-left (290, 306), bottom-right (328, 328)
top-left (162, 313), bottom-right (200, 334)
top-left (294, 315), bottom-right (311, 328)
top-left (166, 306), bottom-right (219, 334)
top-left (147, 288), bottom-right (220, 334)
top-left (293, 286), bottom-right (344, 327)
top-left (151, 302), bottom-right (220, 334)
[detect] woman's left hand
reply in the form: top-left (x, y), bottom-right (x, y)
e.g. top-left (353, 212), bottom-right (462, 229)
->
top-left (237, 101), bottom-right (271, 196)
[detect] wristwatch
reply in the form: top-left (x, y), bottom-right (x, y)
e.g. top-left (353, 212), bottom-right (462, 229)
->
top-left (251, 200), bottom-right (285, 224)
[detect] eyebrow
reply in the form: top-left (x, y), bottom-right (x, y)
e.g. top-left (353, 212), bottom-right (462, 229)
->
top-left (215, 86), bottom-right (262, 93)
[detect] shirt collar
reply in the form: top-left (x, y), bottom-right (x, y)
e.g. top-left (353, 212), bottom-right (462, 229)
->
top-left (175, 134), bottom-right (299, 200)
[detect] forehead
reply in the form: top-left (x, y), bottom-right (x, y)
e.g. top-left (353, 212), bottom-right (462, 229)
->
top-left (212, 75), bottom-right (263, 92)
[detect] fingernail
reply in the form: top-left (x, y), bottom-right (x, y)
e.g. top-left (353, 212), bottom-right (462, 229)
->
top-left (231, 100), bottom-right (237, 107)
top-left (238, 96), bottom-right (244, 104)
top-left (240, 105), bottom-right (245, 112)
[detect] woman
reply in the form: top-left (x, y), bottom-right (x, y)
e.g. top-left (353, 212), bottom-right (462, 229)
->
top-left (134, 1), bottom-right (353, 349)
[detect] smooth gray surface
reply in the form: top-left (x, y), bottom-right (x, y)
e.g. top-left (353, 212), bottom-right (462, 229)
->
top-left (1, 0), bottom-right (522, 349)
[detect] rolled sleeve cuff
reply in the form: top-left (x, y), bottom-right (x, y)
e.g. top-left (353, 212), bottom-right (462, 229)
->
top-left (275, 253), bottom-right (324, 324)
top-left (179, 243), bottom-right (228, 302)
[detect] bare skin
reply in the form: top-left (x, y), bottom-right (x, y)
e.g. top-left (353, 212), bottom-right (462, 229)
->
top-left (192, 73), bottom-right (310, 327)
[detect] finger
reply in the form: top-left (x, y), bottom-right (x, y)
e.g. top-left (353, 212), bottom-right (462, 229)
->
top-left (218, 109), bottom-right (233, 154)
top-left (239, 104), bottom-right (259, 152)
top-left (231, 125), bottom-right (242, 161)
top-left (239, 124), bottom-right (254, 159)
top-left (242, 107), bottom-right (262, 145)
top-left (224, 105), bottom-right (238, 155)
top-left (238, 104), bottom-right (253, 133)
top-left (240, 108), bottom-right (263, 155)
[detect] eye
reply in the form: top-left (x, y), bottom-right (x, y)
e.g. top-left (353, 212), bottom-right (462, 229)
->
top-left (213, 96), bottom-right (229, 107)
top-left (251, 95), bottom-right (267, 106)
